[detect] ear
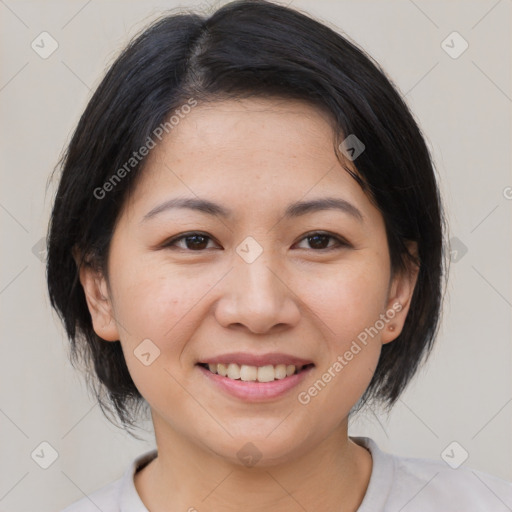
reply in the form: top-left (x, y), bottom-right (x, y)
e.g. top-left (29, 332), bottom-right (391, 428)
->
top-left (73, 246), bottom-right (119, 342)
top-left (381, 241), bottom-right (420, 345)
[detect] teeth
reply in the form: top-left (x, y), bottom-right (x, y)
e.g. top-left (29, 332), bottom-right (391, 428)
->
top-left (274, 364), bottom-right (287, 380)
top-left (217, 363), bottom-right (228, 377)
top-left (257, 365), bottom-right (275, 383)
top-left (240, 365), bottom-right (258, 382)
top-left (227, 363), bottom-right (240, 380)
top-left (203, 362), bottom-right (306, 382)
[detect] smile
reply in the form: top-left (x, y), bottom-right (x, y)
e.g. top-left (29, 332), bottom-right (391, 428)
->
top-left (198, 362), bottom-right (314, 383)
top-left (196, 360), bottom-right (315, 402)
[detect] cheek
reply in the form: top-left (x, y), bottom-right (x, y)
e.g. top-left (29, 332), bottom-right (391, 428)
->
top-left (107, 263), bottom-right (214, 396)
top-left (302, 259), bottom-right (390, 345)
top-left (109, 266), bottom-right (208, 408)
top-left (295, 260), bottom-right (387, 409)
top-left (112, 258), bottom-right (215, 338)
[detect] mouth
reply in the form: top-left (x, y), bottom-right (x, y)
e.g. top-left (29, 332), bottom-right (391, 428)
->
top-left (197, 362), bottom-right (315, 383)
top-left (196, 356), bottom-right (315, 402)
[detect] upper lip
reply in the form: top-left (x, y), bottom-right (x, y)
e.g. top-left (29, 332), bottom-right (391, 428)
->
top-left (198, 352), bottom-right (314, 367)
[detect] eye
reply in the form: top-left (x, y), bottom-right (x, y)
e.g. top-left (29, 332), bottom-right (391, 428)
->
top-left (162, 232), bottom-right (220, 251)
top-left (162, 231), bottom-right (350, 252)
top-left (294, 231), bottom-right (350, 251)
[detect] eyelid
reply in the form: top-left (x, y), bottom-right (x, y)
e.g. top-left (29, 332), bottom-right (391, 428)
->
top-left (293, 231), bottom-right (352, 250)
top-left (161, 231), bottom-right (221, 250)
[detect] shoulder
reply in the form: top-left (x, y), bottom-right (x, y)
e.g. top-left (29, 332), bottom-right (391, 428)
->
top-left (393, 452), bottom-right (512, 511)
top-left (59, 476), bottom-right (123, 512)
top-left (59, 448), bottom-right (157, 512)
top-left (354, 437), bottom-right (512, 512)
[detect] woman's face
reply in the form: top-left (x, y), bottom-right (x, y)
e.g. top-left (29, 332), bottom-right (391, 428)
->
top-left (81, 98), bottom-right (417, 466)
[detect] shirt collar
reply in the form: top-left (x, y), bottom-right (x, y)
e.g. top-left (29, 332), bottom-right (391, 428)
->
top-left (351, 436), bottom-right (396, 510)
top-left (119, 448), bottom-right (157, 512)
top-left (119, 437), bottom-right (394, 511)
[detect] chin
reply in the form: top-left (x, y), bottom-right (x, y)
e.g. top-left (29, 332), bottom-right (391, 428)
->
top-left (202, 423), bottom-right (321, 469)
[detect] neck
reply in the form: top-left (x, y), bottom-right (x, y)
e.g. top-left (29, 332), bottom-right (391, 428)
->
top-left (135, 417), bottom-right (373, 512)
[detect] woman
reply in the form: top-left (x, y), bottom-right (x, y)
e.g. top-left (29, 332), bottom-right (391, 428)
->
top-left (47, 1), bottom-right (512, 510)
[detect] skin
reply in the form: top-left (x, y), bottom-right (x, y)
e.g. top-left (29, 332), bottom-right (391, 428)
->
top-left (79, 98), bottom-right (419, 511)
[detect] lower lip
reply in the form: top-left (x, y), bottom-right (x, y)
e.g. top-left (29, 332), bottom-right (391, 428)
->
top-left (197, 365), bottom-right (314, 402)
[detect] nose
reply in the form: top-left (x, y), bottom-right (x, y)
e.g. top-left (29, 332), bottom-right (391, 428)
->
top-left (214, 252), bottom-right (301, 334)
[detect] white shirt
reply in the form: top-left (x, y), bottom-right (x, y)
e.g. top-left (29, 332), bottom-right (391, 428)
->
top-left (60, 436), bottom-right (512, 511)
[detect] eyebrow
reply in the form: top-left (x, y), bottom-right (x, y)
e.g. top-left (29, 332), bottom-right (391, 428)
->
top-left (141, 196), bottom-right (364, 223)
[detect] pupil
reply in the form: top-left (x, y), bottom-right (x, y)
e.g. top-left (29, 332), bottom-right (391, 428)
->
top-left (187, 235), bottom-right (208, 250)
top-left (309, 234), bottom-right (329, 249)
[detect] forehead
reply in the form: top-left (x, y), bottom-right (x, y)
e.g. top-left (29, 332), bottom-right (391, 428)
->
top-left (121, 98), bottom-right (379, 225)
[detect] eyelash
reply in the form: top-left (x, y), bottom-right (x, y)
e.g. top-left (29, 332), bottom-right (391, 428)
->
top-left (161, 231), bottom-right (351, 252)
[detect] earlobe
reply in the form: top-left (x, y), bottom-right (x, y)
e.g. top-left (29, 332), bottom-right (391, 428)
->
top-left (381, 241), bottom-right (420, 345)
top-left (77, 256), bottom-right (120, 342)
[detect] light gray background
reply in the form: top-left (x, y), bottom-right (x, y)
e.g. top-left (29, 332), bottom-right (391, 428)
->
top-left (1, 1), bottom-right (511, 511)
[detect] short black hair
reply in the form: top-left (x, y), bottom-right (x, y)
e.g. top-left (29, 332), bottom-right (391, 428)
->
top-left (46, 0), bottom-right (448, 435)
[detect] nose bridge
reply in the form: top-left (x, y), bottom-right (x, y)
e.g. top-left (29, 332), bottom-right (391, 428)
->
top-left (214, 237), bottom-right (300, 333)
top-left (234, 243), bottom-right (284, 308)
